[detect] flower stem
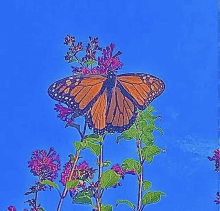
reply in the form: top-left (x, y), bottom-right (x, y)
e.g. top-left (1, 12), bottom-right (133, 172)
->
top-left (97, 141), bottom-right (103, 211)
top-left (56, 120), bottom-right (87, 211)
top-left (137, 140), bottom-right (144, 211)
top-left (96, 135), bottom-right (106, 211)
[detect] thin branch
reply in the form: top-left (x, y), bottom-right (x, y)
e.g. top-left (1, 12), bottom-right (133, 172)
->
top-left (56, 120), bottom-right (87, 211)
top-left (137, 139), bottom-right (144, 211)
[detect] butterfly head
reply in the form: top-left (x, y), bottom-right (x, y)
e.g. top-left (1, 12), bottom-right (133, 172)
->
top-left (107, 68), bottom-right (116, 79)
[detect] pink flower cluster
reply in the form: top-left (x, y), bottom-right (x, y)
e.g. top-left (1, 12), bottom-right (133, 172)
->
top-left (60, 161), bottom-right (94, 195)
top-left (76, 43), bottom-right (122, 75)
top-left (208, 148), bottom-right (220, 172)
top-left (112, 164), bottom-right (136, 177)
top-left (28, 148), bottom-right (60, 181)
top-left (54, 104), bottom-right (73, 123)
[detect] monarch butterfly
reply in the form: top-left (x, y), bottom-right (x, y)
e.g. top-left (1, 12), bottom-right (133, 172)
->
top-left (48, 70), bottom-right (165, 134)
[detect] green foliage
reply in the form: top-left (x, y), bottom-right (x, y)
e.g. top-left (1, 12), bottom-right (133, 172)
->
top-left (101, 204), bottom-right (113, 211)
top-left (87, 142), bottom-right (101, 156)
top-left (84, 59), bottom-right (96, 67)
top-left (73, 134), bottom-right (103, 156)
top-left (74, 142), bottom-right (87, 151)
top-left (100, 170), bottom-right (121, 189)
top-left (143, 181), bottom-right (152, 191)
top-left (41, 180), bottom-right (59, 189)
top-left (122, 158), bottom-right (141, 175)
top-left (66, 180), bottom-right (80, 190)
top-left (142, 191), bottom-right (165, 205)
top-left (116, 200), bottom-right (136, 210)
top-left (73, 190), bottom-right (93, 205)
top-left (142, 145), bottom-right (161, 164)
top-left (117, 127), bottom-right (140, 142)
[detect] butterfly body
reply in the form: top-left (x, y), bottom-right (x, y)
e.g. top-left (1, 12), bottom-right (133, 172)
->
top-left (48, 71), bottom-right (165, 134)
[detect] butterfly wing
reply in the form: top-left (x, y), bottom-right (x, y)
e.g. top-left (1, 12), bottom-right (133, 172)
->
top-left (48, 75), bottom-right (107, 115)
top-left (87, 86), bottom-right (137, 134)
top-left (117, 73), bottom-right (165, 110)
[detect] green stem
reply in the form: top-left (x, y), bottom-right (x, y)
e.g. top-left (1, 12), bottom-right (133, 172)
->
top-left (137, 139), bottom-right (144, 211)
top-left (56, 120), bottom-right (87, 211)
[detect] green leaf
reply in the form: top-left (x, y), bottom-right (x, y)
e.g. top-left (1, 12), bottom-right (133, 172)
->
top-left (140, 133), bottom-right (154, 146)
top-left (84, 59), bottom-right (96, 67)
top-left (156, 127), bottom-right (164, 135)
top-left (74, 142), bottom-right (86, 151)
top-left (84, 134), bottom-right (99, 143)
top-left (100, 170), bottom-right (121, 189)
top-left (142, 145), bottom-right (161, 164)
top-left (103, 160), bottom-right (111, 167)
top-left (142, 191), bottom-right (165, 205)
top-left (87, 142), bottom-right (101, 156)
top-left (122, 158), bottom-right (141, 174)
top-left (116, 200), bottom-right (136, 210)
top-left (143, 181), bottom-right (152, 191)
top-left (66, 180), bottom-right (80, 190)
top-left (73, 190), bottom-right (93, 204)
top-left (117, 128), bottom-right (140, 142)
top-left (101, 204), bottom-right (113, 211)
top-left (41, 180), bottom-right (59, 189)
top-left (146, 106), bottom-right (156, 113)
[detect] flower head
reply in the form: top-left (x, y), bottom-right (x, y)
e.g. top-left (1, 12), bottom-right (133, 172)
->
top-left (7, 206), bottom-right (16, 211)
top-left (112, 164), bottom-right (136, 178)
top-left (28, 148), bottom-right (60, 181)
top-left (54, 104), bottom-right (73, 122)
top-left (60, 160), bottom-right (95, 195)
top-left (208, 148), bottom-right (220, 171)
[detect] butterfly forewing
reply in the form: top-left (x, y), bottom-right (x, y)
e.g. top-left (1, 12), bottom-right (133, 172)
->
top-left (117, 73), bottom-right (165, 110)
top-left (48, 75), bottom-right (107, 114)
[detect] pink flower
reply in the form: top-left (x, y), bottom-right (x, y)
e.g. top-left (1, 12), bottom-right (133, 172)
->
top-left (208, 148), bottom-right (220, 172)
top-left (28, 148), bottom-right (60, 181)
top-left (7, 206), bottom-right (16, 211)
top-left (60, 160), bottom-right (94, 195)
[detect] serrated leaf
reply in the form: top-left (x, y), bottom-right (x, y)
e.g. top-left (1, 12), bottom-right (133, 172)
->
top-left (117, 128), bottom-right (140, 142)
top-left (101, 204), bottom-right (113, 211)
top-left (116, 200), bottom-right (135, 210)
top-left (142, 191), bottom-right (165, 205)
top-left (66, 180), bottom-right (80, 190)
top-left (41, 180), bottom-right (59, 189)
top-left (73, 190), bottom-right (93, 204)
top-left (84, 134), bottom-right (99, 143)
top-left (100, 170), bottom-right (121, 189)
top-left (122, 158), bottom-right (141, 174)
top-left (87, 142), bottom-right (101, 156)
top-left (140, 133), bottom-right (154, 146)
top-left (142, 145), bottom-right (161, 164)
top-left (74, 142), bottom-right (86, 151)
top-left (143, 181), bottom-right (152, 191)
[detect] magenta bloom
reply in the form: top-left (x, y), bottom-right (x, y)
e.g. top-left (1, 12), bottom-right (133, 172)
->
top-left (208, 149), bottom-right (220, 172)
top-left (112, 164), bottom-right (136, 178)
top-left (60, 161), bottom-right (94, 195)
top-left (28, 148), bottom-right (60, 181)
top-left (7, 206), bottom-right (16, 211)
top-left (214, 192), bottom-right (220, 204)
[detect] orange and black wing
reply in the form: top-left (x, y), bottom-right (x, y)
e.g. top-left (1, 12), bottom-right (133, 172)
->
top-left (48, 75), bottom-right (107, 115)
top-left (117, 73), bottom-right (165, 110)
top-left (87, 86), bottom-right (138, 134)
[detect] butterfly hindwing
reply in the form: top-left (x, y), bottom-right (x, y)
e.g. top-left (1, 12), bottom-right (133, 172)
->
top-left (117, 73), bottom-right (165, 110)
top-left (48, 75), bottom-right (107, 115)
top-left (87, 86), bottom-right (137, 134)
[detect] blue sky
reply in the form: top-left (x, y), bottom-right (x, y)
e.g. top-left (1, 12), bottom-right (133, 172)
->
top-left (0, 0), bottom-right (218, 210)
